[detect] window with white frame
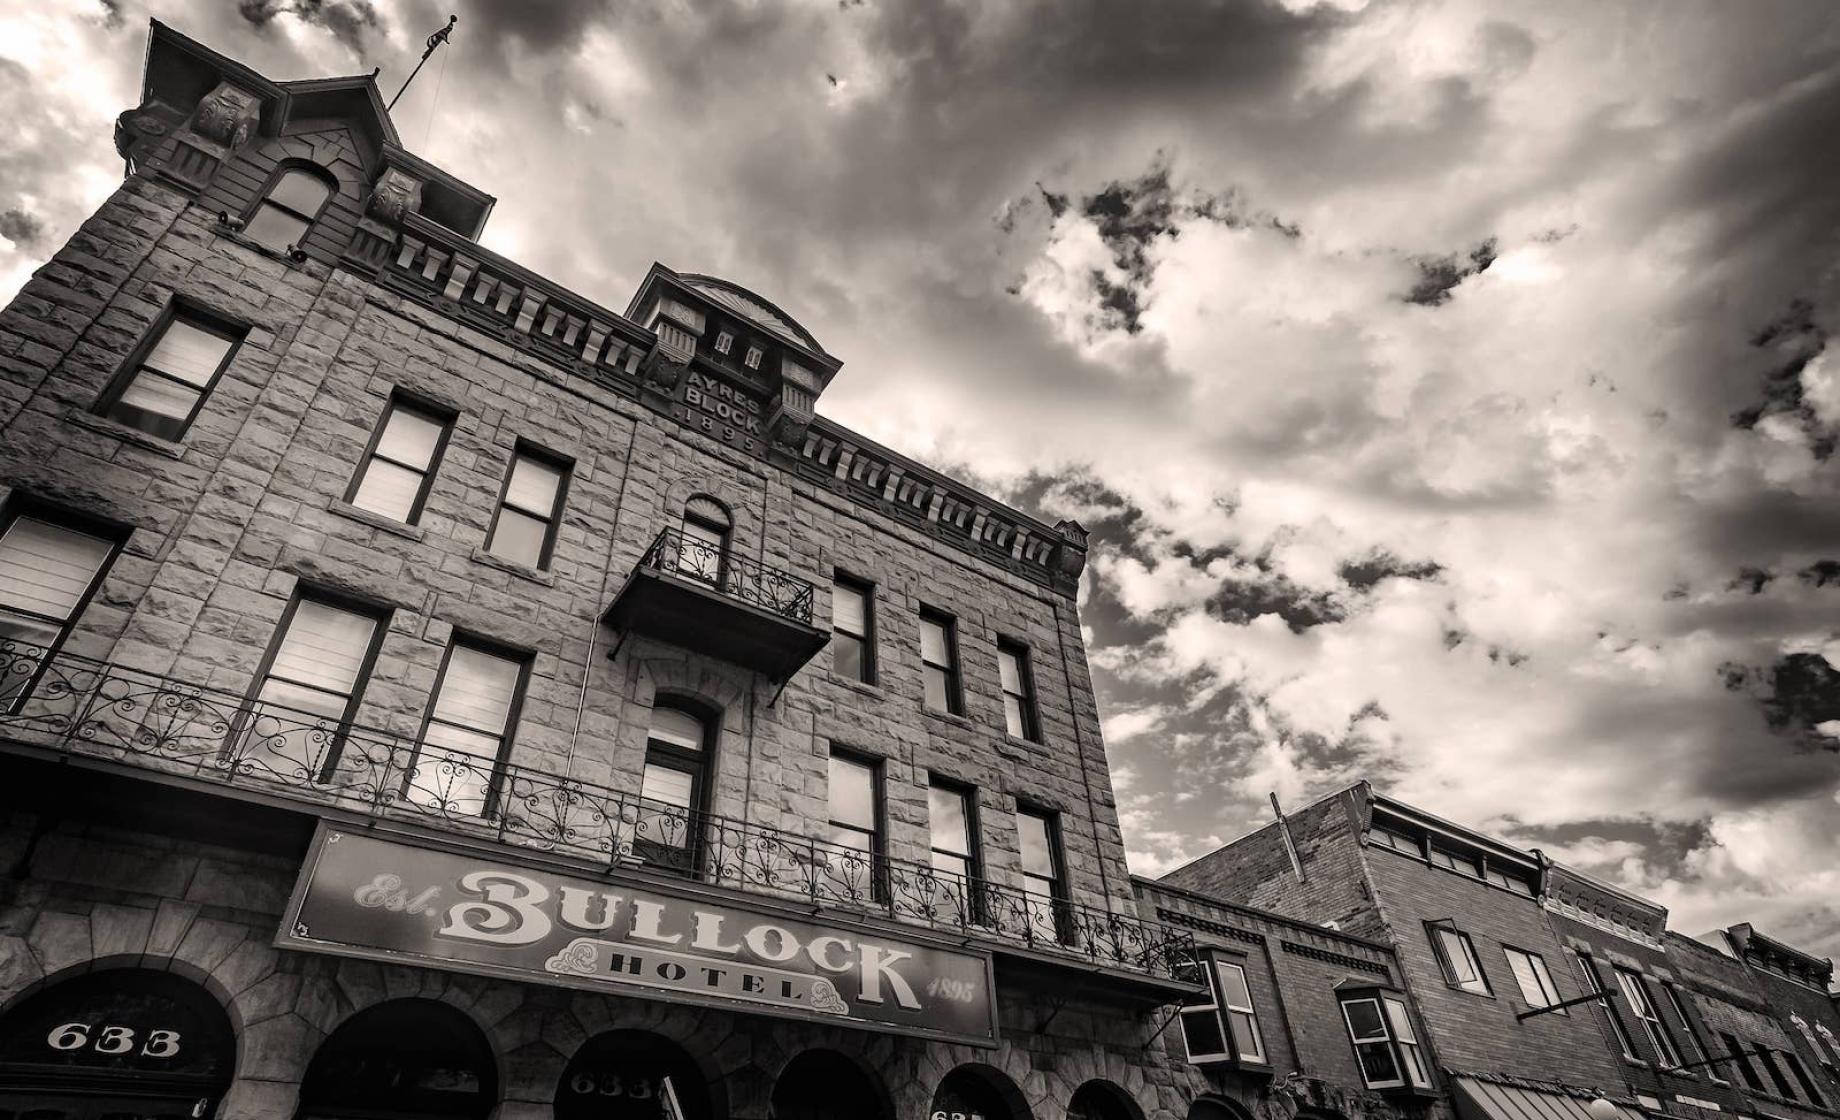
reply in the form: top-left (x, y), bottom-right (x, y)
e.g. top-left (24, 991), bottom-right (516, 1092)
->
top-left (1505, 947), bottom-right (1563, 1011)
top-left (1340, 992), bottom-right (1432, 1090)
top-left (1615, 967), bottom-right (1682, 1068)
top-left (1178, 956), bottom-right (1265, 1065)
top-left (1575, 952), bottom-right (1639, 1061)
top-left (1429, 924), bottom-right (1491, 995)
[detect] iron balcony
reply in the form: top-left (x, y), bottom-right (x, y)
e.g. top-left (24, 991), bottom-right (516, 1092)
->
top-left (601, 527), bottom-right (829, 684)
top-left (0, 644), bottom-right (1195, 986)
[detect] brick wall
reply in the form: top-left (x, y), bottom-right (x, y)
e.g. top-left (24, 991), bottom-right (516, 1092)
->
top-left (1158, 788), bottom-right (1383, 939)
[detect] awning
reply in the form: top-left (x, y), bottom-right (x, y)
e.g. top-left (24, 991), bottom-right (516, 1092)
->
top-left (1453, 1077), bottom-right (1646, 1120)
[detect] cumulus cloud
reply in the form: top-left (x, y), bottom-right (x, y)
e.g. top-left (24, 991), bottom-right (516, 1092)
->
top-left (4, 0), bottom-right (1840, 954)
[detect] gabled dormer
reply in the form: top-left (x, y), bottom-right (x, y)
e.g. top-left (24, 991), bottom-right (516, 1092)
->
top-left (112, 20), bottom-right (493, 267)
top-left (625, 264), bottom-right (845, 453)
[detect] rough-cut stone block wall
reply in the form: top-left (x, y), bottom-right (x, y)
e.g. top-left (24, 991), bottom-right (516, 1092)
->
top-left (0, 815), bottom-right (1204, 1120)
top-left (0, 123), bottom-right (1134, 920)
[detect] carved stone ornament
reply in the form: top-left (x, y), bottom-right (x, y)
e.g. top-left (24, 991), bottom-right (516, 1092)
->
top-left (367, 167), bottom-right (425, 225)
top-left (189, 81), bottom-right (261, 149)
top-left (113, 108), bottom-right (171, 164)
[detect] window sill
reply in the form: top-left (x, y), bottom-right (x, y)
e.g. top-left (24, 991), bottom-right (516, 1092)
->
top-left (214, 225), bottom-right (310, 269)
top-left (1444, 984), bottom-right (1496, 1000)
top-left (1004, 733), bottom-right (1047, 752)
top-left (922, 706), bottom-right (978, 733)
top-left (823, 672), bottom-right (885, 700)
top-left (469, 545), bottom-right (555, 586)
top-left (65, 409), bottom-right (186, 459)
top-left (329, 499), bottom-right (426, 542)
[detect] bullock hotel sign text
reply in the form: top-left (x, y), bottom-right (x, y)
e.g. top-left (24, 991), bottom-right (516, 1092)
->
top-left (277, 827), bottom-right (999, 1046)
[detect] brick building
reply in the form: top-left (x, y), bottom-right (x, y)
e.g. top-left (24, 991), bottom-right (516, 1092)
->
top-left (1159, 784), bottom-right (1840, 1120)
top-left (0, 20), bottom-right (1251, 1120)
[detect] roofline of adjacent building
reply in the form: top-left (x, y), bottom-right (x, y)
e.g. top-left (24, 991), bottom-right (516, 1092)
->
top-left (1132, 874), bottom-right (1396, 957)
top-left (1155, 781), bottom-right (1369, 883)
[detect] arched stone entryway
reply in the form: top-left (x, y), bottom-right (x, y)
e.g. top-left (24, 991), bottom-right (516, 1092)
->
top-left (0, 967), bottom-right (235, 1120)
top-left (296, 997), bottom-right (497, 1120)
top-left (556, 1029), bottom-right (716, 1120)
top-left (769, 1048), bottom-right (892, 1120)
top-left (932, 1063), bottom-right (1032, 1120)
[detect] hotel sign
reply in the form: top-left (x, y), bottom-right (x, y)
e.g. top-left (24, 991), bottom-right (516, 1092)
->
top-left (277, 827), bottom-right (999, 1047)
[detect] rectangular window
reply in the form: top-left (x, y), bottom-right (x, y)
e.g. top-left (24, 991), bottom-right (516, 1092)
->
top-left (1016, 806), bottom-right (1068, 945)
top-left (1783, 1051), bottom-right (1826, 1106)
top-left (824, 751), bottom-right (882, 899)
top-left (1505, 948), bottom-right (1563, 1012)
top-left (1386, 995), bottom-right (1432, 1086)
top-left (0, 511), bottom-right (118, 708)
top-left (1429, 842), bottom-right (1481, 876)
top-left (919, 607), bottom-right (962, 715)
top-left (1723, 1034), bottom-right (1765, 1092)
top-left (1576, 952), bottom-right (1639, 1061)
top-left (997, 639), bottom-right (1038, 740)
top-left (1485, 866), bottom-right (1535, 895)
top-left (1664, 984), bottom-right (1718, 1079)
top-left (347, 396), bottom-right (453, 524)
top-left (1368, 825), bottom-right (1422, 856)
top-left (1757, 1049), bottom-right (1799, 1101)
top-left (928, 779), bottom-right (980, 919)
top-left (1215, 961), bottom-right (1266, 1063)
top-left (98, 306), bottom-right (242, 441)
top-left (1429, 925), bottom-right (1491, 995)
top-left (1616, 968), bottom-right (1682, 1068)
top-left (486, 446), bottom-right (569, 569)
top-left (240, 594), bottom-right (386, 775)
top-left (1340, 996), bottom-right (1431, 1089)
top-left (1177, 956), bottom-right (1264, 1065)
top-left (831, 575), bottom-right (875, 683)
top-left (407, 639), bottom-right (528, 817)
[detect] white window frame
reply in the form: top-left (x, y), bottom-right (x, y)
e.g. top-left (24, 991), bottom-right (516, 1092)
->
top-left (1505, 947), bottom-right (1563, 1011)
top-left (1430, 925), bottom-right (1492, 995)
top-left (1616, 967), bottom-right (1682, 1069)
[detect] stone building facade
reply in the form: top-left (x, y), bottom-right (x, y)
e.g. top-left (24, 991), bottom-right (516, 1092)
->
top-left (0, 19), bottom-right (1230, 1120)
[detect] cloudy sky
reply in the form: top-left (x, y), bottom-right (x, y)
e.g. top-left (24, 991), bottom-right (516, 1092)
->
top-left (5, 0), bottom-right (1840, 954)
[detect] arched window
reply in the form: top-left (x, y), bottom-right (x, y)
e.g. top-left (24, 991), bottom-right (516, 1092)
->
top-left (635, 698), bottom-right (711, 873)
top-left (676, 495), bottom-right (731, 585)
top-left (1069, 1081), bottom-right (1143, 1120)
top-left (244, 163), bottom-right (335, 253)
top-left (556, 1031), bottom-right (713, 1120)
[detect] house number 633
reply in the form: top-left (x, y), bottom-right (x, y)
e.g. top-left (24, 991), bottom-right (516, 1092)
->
top-left (47, 1023), bottom-right (182, 1057)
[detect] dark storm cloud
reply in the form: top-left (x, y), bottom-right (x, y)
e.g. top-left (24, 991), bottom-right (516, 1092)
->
top-left (1403, 238), bottom-right (1497, 307)
top-left (1339, 551), bottom-right (1444, 591)
top-left (237, 0), bottom-right (381, 54)
top-left (1730, 299), bottom-right (1833, 458)
top-left (0, 210), bottom-right (44, 251)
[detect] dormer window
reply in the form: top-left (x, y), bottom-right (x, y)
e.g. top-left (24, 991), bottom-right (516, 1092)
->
top-left (744, 345), bottom-right (763, 369)
top-left (714, 331), bottom-right (734, 355)
top-left (244, 163), bottom-right (336, 253)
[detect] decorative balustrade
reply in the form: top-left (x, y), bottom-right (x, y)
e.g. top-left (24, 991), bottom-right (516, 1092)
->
top-left (0, 644), bottom-right (1193, 981)
top-left (637, 527), bottom-right (816, 625)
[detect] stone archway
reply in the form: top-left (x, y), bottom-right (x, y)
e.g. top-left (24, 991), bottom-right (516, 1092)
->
top-left (770, 1048), bottom-right (892, 1120)
top-left (932, 1063), bottom-right (1032, 1120)
top-left (0, 967), bottom-right (236, 1120)
top-left (1069, 1080), bottom-right (1143, 1120)
top-left (556, 1028), bottom-right (716, 1120)
top-left (297, 997), bottom-right (497, 1120)
top-left (1188, 1098), bottom-right (1257, 1120)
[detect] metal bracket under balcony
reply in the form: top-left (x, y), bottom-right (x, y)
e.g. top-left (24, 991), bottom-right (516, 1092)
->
top-left (602, 528), bottom-right (828, 685)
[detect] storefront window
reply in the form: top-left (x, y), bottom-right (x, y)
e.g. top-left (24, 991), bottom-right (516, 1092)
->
top-left (557, 1030), bottom-right (711, 1120)
top-left (771, 1050), bottom-right (889, 1120)
top-left (298, 998), bottom-right (495, 1120)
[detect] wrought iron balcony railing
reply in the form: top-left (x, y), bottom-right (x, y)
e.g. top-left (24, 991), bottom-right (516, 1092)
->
top-left (0, 644), bottom-right (1194, 982)
top-left (640, 528), bottom-right (816, 624)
